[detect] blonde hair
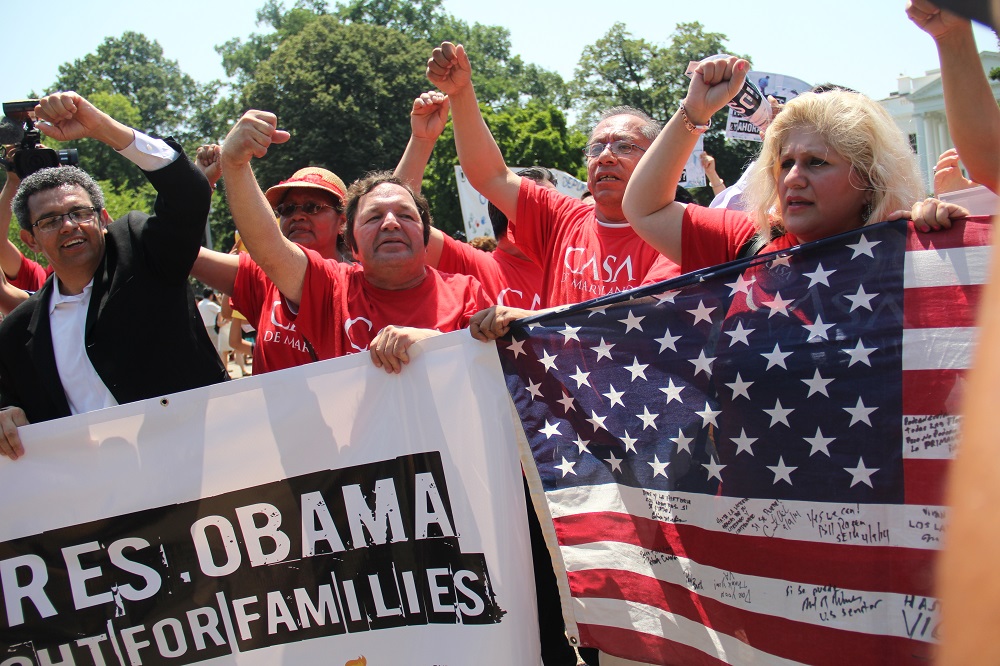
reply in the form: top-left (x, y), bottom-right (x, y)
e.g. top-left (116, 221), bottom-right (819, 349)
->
top-left (744, 90), bottom-right (923, 238)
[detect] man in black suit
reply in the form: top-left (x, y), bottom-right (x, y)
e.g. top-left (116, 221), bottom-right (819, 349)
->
top-left (0, 91), bottom-right (227, 459)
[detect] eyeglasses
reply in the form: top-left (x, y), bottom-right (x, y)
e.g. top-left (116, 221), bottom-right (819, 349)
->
top-left (274, 202), bottom-right (335, 217)
top-left (32, 206), bottom-right (100, 234)
top-left (583, 140), bottom-right (647, 158)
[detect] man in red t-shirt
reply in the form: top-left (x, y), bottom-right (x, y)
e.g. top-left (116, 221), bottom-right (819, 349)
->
top-left (427, 42), bottom-right (679, 308)
top-left (219, 110), bottom-right (491, 373)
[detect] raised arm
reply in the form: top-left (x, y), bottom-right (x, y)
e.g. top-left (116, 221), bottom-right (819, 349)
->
top-left (426, 42), bottom-right (522, 221)
top-left (220, 111), bottom-right (308, 304)
top-left (622, 56), bottom-right (748, 264)
top-left (0, 168), bottom-right (29, 280)
top-left (191, 247), bottom-right (239, 295)
top-left (908, 0), bottom-right (1000, 192)
top-left (394, 91), bottom-right (449, 195)
top-left (35, 91), bottom-right (134, 150)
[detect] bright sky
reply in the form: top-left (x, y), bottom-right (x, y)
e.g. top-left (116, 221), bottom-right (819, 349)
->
top-left (5, 0), bottom-right (997, 109)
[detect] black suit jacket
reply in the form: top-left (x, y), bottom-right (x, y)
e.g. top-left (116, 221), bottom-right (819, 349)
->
top-left (0, 142), bottom-right (228, 423)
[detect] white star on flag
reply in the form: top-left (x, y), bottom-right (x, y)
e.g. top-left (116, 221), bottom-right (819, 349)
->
top-left (637, 406), bottom-right (659, 430)
top-left (731, 428), bottom-right (758, 456)
top-left (570, 366), bottom-right (591, 388)
top-left (802, 262), bottom-right (835, 288)
top-left (559, 324), bottom-right (581, 342)
top-left (845, 457), bottom-right (878, 487)
top-left (557, 392), bottom-right (576, 413)
top-left (803, 315), bottom-right (834, 341)
top-left (843, 339), bottom-right (876, 367)
top-left (805, 428), bottom-right (835, 456)
top-left (587, 410), bottom-right (608, 432)
top-left (539, 350), bottom-right (559, 372)
top-left (687, 300), bottom-right (717, 325)
top-left (846, 234), bottom-right (881, 259)
top-left (603, 385), bottom-right (625, 408)
top-left (802, 369), bottom-right (833, 397)
top-left (762, 343), bottom-right (792, 370)
top-left (605, 451), bottom-right (623, 473)
top-left (726, 373), bottom-right (754, 400)
top-left (671, 429), bottom-right (694, 454)
top-left (725, 274), bottom-right (755, 295)
top-left (526, 380), bottom-right (543, 399)
top-left (625, 357), bottom-right (649, 381)
top-left (654, 329), bottom-right (681, 353)
top-left (590, 338), bottom-right (615, 361)
top-left (696, 402), bottom-right (721, 427)
top-left (619, 310), bottom-right (645, 333)
top-left (507, 338), bottom-right (526, 358)
top-left (554, 457), bottom-right (577, 477)
top-left (762, 292), bottom-right (794, 318)
top-left (724, 321), bottom-right (755, 347)
top-left (844, 397), bottom-right (878, 426)
top-left (703, 457), bottom-right (726, 481)
top-left (659, 379), bottom-right (684, 403)
top-left (845, 285), bottom-right (878, 312)
top-left (621, 431), bottom-right (638, 453)
top-left (573, 436), bottom-right (591, 454)
top-left (689, 350), bottom-right (716, 377)
top-left (648, 455), bottom-right (669, 478)
top-left (539, 420), bottom-right (561, 438)
top-left (655, 290), bottom-right (680, 305)
top-left (764, 398), bottom-right (794, 427)
top-left (767, 456), bottom-right (797, 485)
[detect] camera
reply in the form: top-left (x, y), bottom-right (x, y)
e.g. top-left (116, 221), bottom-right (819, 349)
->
top-left (0, 100), bottom-right (79, 178)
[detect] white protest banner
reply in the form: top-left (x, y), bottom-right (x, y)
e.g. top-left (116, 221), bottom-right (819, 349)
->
top-left (0, 332), bottom-right (539, 665)
top-left (679, 135), bottom-right (706, 188)
top-left (725, 71), bottom-right (812, 142)
top-left (455, 166), bottom-right (587, 239)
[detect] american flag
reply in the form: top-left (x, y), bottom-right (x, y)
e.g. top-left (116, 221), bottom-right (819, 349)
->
top-left (497, 217), bottom-right (991, 665)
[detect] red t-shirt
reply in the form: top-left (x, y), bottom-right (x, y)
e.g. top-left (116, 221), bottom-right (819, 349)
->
top-left (232, 252), bottom-right (339, 374)
top-left (8, 254), bottom-right (50, 291)
top-left (681, 204), bottom-right (799, 273)
top-left (436, 234), bottom-right (543, 310)
top-left (293, 248), bottom-right (493, 355)
top-left (513, 178), bottom-right (673, 306)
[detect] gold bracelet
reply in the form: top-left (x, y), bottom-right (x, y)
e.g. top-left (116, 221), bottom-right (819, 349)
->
top-left (679, 103), bottom-right (711, 135)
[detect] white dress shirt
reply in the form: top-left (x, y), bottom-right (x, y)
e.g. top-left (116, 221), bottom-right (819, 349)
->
top-left (47, 131), bottom-right (178, 414)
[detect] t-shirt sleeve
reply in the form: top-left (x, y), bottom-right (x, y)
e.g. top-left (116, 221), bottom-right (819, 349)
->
top-left (680, 205), bottom-right (757, 273)
top-left (8, 254), bottom-right (49, 291)
top-left (459, 276), bottom-right (495, 328)
top-left (511, 178), bottom-right (587, 267)
top-left (291, 248), bottom-right (347, 348)
top-left (232, 252), bottom-right (268, 329)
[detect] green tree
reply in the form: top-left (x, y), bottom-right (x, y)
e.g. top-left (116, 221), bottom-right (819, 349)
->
top-left (422, 102), bottom-right (586, 235)
top-left (334, 0), bottom-right (567, 108)
top-left (572, 21), bottom-right (759, 203)
top-left (52, 32), bottom-right (219, 144)
top-left (572, 21), bottom-right (732, 127)
top-left (243, 18), bottom-right (431, 188)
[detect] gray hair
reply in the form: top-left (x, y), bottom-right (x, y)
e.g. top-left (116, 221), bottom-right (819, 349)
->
top-left (12, 166), bottom-right (105, 232)
top-left (595, 106), bottom-right (663, 142)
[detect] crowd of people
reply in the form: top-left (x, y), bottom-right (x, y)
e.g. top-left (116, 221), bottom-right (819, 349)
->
top-left (0, 0), bottom-right (996, 663)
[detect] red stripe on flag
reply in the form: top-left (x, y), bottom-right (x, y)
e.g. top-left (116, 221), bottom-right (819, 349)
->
top-left (903, 369), bottom-right (965, 415)
top-left (578, 623), bottom-right (730, 666)
top-left (903, 284), bottom-right (981, 329)
top-left (905, 216), bottom-right (992, 251)
top-left (571, 569), bottom-right (934, 665)
top-left (554, 512), bottom-right (936, 597)
top-left (904, 459), bottom-right (949, 507)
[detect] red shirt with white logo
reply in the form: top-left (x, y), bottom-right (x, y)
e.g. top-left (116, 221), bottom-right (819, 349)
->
top-left (512, 178), bottom-right (673, 306)
top-left (232, 252), bottom-right (339, 374)
top-left (436, 233), bottom-right (543, 310)
top-left (293, 248), bottom-right (493, 356)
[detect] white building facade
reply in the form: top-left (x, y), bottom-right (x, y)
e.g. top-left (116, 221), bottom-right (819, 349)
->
top-left (878, 51), bottom-right (1000, 193)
